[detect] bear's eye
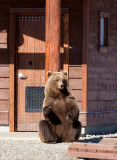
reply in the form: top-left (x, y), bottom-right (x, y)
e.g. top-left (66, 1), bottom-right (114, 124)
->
top-left (56, 80), bottom-right (59, 82)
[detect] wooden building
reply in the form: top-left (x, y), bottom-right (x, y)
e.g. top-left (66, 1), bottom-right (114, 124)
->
top-left (0, 0), bottom-right (117, 132)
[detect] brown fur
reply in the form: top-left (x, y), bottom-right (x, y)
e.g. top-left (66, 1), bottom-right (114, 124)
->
top-left (39, 71), bottom-right (81, 143)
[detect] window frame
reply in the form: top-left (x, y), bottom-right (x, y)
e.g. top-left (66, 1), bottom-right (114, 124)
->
top-left (99, 11), bottom-right (109, 52)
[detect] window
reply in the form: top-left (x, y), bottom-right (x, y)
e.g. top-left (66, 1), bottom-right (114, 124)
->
top-left (99, 11), bottom-right (109, 52)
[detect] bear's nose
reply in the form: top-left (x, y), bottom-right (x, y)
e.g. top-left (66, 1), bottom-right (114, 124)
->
top-left (61, 84), bottom-right (64, 89)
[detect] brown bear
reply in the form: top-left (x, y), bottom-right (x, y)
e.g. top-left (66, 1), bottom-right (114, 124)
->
top-left (39, 71), bottom-right (81, 143)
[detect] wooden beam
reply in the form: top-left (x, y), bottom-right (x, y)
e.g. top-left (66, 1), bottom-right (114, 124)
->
top-left (45, 0), bottom-right (61, 81)
top-left (9, 13), bottom-right (16, 132)
top-left (82, 0), bottom-right (89, 113)
top-left (63, 12), bottom-right (69, 72)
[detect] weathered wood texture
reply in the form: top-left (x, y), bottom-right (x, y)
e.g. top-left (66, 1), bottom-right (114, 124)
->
top-left (9, 13), bottom-right (16, 131)
top-left (82, 0), bottom-right (89, 113)
top-left (0, 67), bottom-right (9, 125)
top-left (45, 0), bottom-right (61, 74)
top-left (68, 138), bottom-right (117, 159)
top-left (16, 15), bottom-right (45, 131)
top-left (0, 112), bottom-right (9, 125)
top-left (87, 0), bottom-right (117, 126)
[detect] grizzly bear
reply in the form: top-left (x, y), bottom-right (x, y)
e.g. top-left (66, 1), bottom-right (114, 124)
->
top-left (39, 71), bottom-right (81, 143)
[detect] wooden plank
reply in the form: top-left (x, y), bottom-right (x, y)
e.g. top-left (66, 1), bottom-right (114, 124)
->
top-left (88, 66), bottom-right (117, 79)
top-left (0, 20), bottom-right (8, 31)
top-left (63, 12), bottom-right (69, 72)
top-left (0, 111), bottom-right (9, 125)
top-left (69, 142), bottom-right (117, 151)
top-left (0, 89), bottom-right (9, 100)
top-left (72, 90), bottom-right (82, 101)
top-left (0, 100), bottom-right (9, 111)
top-left (0, 58), bottom-right (9, 66)
top-left (0, 111), bottom-right (8, 118)
top-left (68, 141), bottom-right (117, 159)
top-left (88, 100), bottom-right (117, 112)
top-left (0, 119), bottom-right (8, 125)
top-left (10, 8), bottom-right (68, 15)
top-left (0, 78), bottom-right (9, 88)
top-left (88, 90), bottom-right (117, 101)
top-left (10, 8), bottom-right (45, 14)
top-left (68, 150), bottom-right (117, 159)
top-left (87, 112), bottom-right (117, 126)
top-left (0, 32), bottom-right (7, 43)
top-left (69, 67), bottom-right (82, 79)
top-left (0, 44), bottom-right (7, 49)
top-left (69, 55), bottom-right (82, 65)
top-left (77, 101), bottom-right (82, 111)
top-left (88, 55), bottom-right (117, 68)
top-left (9, 13), bottom-right (16, 132)
top-left (0, 49), bottom-right (8, 55)
top-left (82, 0), bottom-right (89, 112)
top-left (0, 67), bottom-right (9, 77)
top-left (79, 112), bottom-right (117, 126)
top-left (69, 79), bottom-right (82, 90)
top-left (88, 78), bottom-right (117, 90)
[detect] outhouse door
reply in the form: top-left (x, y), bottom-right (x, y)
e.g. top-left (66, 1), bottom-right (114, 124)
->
top-left (15, 12), bottom-right (69, 131)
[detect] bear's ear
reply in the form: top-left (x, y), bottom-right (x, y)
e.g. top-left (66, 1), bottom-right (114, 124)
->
top-left (63, 71), bottom-right (68, 76)
top-left (47, 71), bottom-right (52, 78)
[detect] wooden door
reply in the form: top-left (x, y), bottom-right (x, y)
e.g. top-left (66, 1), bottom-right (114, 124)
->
top-left (16, 13), bottom-right (69, 131)
top-left (16, 15), bottom-right (45, 131)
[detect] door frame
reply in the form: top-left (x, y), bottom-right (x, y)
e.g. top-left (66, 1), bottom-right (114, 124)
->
top-left (9, 8), bottom-right (69, 132)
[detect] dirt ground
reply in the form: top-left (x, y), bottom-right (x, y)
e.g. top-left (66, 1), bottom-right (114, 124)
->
top-left (0, 132), bottom-right (117, 160)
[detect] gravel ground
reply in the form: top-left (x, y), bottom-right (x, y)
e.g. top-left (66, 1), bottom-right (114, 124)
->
top-left (0, 132), bottom-right (117, 160)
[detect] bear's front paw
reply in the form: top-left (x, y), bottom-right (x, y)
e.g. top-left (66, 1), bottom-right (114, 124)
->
top-left (66, 113), bottom-right (74, 121)
top-left (43, 106), bottom-right (61, 125)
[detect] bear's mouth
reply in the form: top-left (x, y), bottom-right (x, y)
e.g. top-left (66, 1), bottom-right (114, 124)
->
top-left (60, 87), bottom-right (69, 96)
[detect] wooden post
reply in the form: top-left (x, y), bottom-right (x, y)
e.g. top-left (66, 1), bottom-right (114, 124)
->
top-left (45, 0), bottom-right (61, 81)
top-left (82, 0), bottom-right (89, 112)
top-left (63, 12), bottom-right (69, 72)
top-left (9, 13), bottom-right (16, 132)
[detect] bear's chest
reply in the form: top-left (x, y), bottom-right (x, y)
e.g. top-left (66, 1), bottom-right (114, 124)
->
top-left (52, 98), bottom-right (67, 114)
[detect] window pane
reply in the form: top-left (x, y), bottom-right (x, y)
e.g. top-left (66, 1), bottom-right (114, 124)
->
top-left (104, 18), bottom-right (108, 46)
top-left (100, 17), bottom-right (104, 46)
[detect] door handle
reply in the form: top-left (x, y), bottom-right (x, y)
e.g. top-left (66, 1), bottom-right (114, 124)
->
top-left (18, 73), bottom-right (27, 79)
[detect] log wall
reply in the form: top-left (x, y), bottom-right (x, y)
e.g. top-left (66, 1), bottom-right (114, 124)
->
top-left (87, 0), bottom-right (117, 126)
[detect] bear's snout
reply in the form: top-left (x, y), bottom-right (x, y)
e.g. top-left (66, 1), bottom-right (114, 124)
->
top-left (58, 80), bottom-right (65, 90)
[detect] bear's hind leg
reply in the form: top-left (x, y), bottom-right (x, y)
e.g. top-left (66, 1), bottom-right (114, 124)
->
top-left (39, 120), bottom-right (59, 143)
top-left (67, 120), bottom-right (81, 142)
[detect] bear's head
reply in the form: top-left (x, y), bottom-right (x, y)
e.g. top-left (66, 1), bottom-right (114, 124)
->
top-left (45, 71), bottom-right (69, 97)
